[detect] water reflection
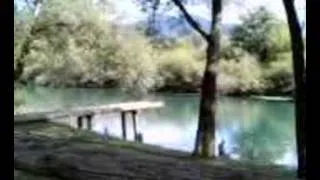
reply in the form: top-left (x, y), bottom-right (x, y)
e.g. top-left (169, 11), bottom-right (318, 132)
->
top-left (18, 86), bottom-right (296, 167)
top-left (233, 119), bottom-right (290, 163)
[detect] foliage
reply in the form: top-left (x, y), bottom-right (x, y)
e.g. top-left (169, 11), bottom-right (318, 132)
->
top-left (218, 54), bottom-right (265, 95)
top-left (268, 23), bottom-right (291, 54)
top-left (14, 7), bottom-right (31, 71)
top-left (220, 36), bottom-right (251, 61)
top-left (112, 32), bottom-right (161, 96)
top-left (16, 0), bottom-right (159, 96)
top-left (263, 52), bottom-right (293, 93)
top-left (157, 42), bottom-right (204, 91)
top-left (14, 0), bottom-right (295, 96)
top-left (231, 7), bottom-right (284, 62)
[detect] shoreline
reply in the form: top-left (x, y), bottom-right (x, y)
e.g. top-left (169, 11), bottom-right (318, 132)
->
top-left (249, 95), bottom-right (293, 102)
top-left (19, 83), bottom-right (294, 102)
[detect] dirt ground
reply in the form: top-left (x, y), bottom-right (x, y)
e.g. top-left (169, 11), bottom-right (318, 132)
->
top-left (14, 122), bottom-right (297, 180)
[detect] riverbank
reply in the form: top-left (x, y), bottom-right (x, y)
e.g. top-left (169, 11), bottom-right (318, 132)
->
top-left (250, 95), bottom-right (293, 102)
top-left (14, 122), bottom-right (296, 180)
top-left (17, 82), bottom-right (294, 100)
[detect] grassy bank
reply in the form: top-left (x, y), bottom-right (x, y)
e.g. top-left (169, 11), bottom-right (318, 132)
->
top-left (19, 80), bottom-right (294, 98)
top-left (14, 122), bottom-right (296, 180)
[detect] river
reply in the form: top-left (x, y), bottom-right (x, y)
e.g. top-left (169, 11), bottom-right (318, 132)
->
top-left (15, 86), bottom-right (297, 168)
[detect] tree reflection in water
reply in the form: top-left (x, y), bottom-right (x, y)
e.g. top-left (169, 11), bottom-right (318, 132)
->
top-left (233, 117), bottom-right (294, 165)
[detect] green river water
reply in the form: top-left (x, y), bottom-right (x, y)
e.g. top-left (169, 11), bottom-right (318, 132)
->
top-left (16, 86), bottom-right (297, 168)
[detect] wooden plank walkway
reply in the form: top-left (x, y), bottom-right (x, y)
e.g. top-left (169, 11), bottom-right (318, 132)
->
top-left (14, 101), bottom-right (164, 121)
top-left (14, 101), bottom-right (164, 142)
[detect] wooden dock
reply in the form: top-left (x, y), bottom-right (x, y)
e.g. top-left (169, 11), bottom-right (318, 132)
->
top-left (14, 101), bottom-right (164, 142)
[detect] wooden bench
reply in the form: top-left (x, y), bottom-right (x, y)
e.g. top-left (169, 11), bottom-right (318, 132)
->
top-left (14, 101), bottom-right (164, 142)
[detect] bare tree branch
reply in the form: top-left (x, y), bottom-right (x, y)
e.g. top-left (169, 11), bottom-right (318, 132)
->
top-left (171, 0), bottom-right (210, 41)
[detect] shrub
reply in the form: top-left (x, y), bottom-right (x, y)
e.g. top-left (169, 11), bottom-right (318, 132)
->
top-left (112, 33), bottom-right (161, 96)
top-left (263, 52), bottom-right (293, 93)
top-left (218, 54), bottom-right (265, 95)
top-left (157, 43), bottom-right (204, 91)
top-left (231, 6), bottom-right (291, 63)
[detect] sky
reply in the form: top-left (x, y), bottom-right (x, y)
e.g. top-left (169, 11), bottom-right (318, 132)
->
top-left (112, 0), bottom-right (306, 25)
top-left (111, 0), bottom-right (305, 36)
top-left (15, 0), bottom-right (306, 35)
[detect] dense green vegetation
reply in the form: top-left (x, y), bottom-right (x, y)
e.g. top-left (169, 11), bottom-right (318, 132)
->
top-left (14, 0), bottom-right (295, 96)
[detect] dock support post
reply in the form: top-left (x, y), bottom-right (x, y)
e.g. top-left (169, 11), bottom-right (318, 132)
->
top-left (121, 111), bottom-right (127, 140)
top-left (85, 114), bottom-right (93, 130)
top-left (131, 110), bottom-right (138, 141)
top-left (77, 116), bottom-right (83, 129)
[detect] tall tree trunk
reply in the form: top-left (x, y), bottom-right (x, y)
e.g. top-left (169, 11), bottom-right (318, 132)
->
top-left (192, 0), bottom-right (222, 158)
top-left (282, 0), bottom-right (306, 178)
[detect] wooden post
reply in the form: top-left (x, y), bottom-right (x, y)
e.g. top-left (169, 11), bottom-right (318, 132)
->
top-left (136, 133), bottom-right (143, 143)
top-left (131, 110), bottom-right (138, 141)
top-left (77, 116), bottom-right (83, 129)
top-left (121, 111), bottom-right (127, 140)
top-left (85, 114), bottom-right (93, 130)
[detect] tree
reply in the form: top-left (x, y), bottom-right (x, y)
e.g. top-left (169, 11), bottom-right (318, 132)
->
top-left (174, 0), bottom-right (223, 158)
top-left (14, 0), bottom-right (43, 82)
top-left (231, 7), bottom-right (278, 62)
top-left (15, 0), bottom-right (160, 97)
top-left (282, 0), bottom-right (306, 178)
top-left (14, 0), bottom-right (114, 83)
top-left (138, 0), bottom-right (223, 158)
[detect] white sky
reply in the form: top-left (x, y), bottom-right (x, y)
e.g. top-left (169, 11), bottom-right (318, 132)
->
top-left (112, 0), bottom-right (306, 25)
top-left (15, 0), bottom-right (305, 34)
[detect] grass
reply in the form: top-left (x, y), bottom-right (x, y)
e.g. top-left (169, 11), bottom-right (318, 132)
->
top-left (14, 170), bottom-right (61, 180)
top-left (14, 121), bottom-right (297, 180)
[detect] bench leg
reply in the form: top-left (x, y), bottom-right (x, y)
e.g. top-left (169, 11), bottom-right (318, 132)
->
top-left (131, 110), bottom-right (138, 141)
top-left (85, 114), bottom-right (93, 130)
top-left (77, 116), bottom-right (83, 129)
top-left (121, 111), bottom-right (127, 140)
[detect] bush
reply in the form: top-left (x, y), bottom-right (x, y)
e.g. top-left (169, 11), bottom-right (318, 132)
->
top-left (231, 6), bottom-right (291, 62)
top-left (218, 54), bottom-right (265, 95)
top-left (263, 52), bottom-right (293, 94)
top-left (269, 23), bottom-right (291, 55)
top-left (17, 0), bottom-right (160, 95)
top-left (19, 0), bottom-right (117, 86)
top-left (157, 43), bottom-right (204, 91)
top-left (112, 33), bottom-right (161, 96)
